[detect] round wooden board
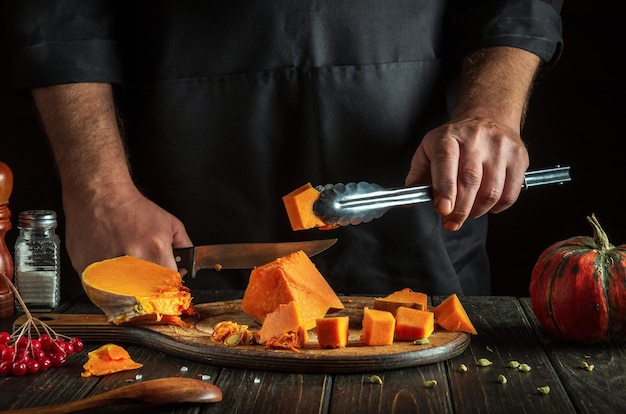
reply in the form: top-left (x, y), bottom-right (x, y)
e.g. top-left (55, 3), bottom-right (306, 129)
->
top-left (19, 297), bottom-right (470, 373)
top-left (152, 296), bottom-right (470, 373)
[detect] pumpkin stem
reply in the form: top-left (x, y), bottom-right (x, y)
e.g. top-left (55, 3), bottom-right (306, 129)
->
top-left (587, 214), bottom-right (614, 251)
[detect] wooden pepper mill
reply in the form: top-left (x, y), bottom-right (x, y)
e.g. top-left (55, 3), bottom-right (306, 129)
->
top-left (0, 161), bottom-right (15, 318)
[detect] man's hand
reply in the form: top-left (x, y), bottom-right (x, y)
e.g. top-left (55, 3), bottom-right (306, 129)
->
top-left (32, 83), bottom-right (193, 274)
top-left (405, 46), bottom-right (540, 231)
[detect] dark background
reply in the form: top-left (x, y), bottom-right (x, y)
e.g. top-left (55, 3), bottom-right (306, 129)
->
top-left (1, 1), bottom-right (624, 298)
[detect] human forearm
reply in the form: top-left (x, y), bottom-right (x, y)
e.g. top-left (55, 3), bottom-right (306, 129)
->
top-left (452, 46), bottom-right (541, 132)
top-left (31, 83), bottom-right (134, 198)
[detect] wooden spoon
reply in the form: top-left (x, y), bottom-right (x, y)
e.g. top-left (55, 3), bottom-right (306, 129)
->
top-left (0, 377), bottom-right (222, 414)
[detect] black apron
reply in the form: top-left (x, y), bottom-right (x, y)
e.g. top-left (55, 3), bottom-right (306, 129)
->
top-left (114, 0), bottom-right (490, 295)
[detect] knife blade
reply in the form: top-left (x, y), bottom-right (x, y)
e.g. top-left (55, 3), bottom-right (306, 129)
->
top-left (173, 238), bottom-right (337, 277)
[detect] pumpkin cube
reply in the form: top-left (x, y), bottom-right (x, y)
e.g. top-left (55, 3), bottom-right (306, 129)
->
top-left (394, 306), bottom-right (434, 340)
top-left (282, 183), bottom-right (327, 231)
top-left (360, 307), bottom-right (395, 346)
top-left (316, 316), bottom-right (349, 349)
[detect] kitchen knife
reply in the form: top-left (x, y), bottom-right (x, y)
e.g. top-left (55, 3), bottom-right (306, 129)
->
top-left (173, 238), bottom-right (337, 277)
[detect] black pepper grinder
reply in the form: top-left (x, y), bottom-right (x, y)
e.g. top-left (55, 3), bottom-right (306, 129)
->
top-left (0, 161), bottom-right (15, 318)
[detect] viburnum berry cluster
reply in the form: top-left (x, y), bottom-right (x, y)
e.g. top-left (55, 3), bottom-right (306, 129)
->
top-left (0, 270), bottom-right (84, 376)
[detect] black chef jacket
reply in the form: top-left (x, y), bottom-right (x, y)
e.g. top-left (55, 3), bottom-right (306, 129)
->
top-left (5, 0), bottom-right (563, 295)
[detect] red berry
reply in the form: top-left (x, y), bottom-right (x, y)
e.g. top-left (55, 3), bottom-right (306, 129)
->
top-left (39, 334), bottom-right (53, 350)
top-left (63, 342), bottom-right (74, 356)
top-left (16, 336), bottom-right (29, 350)
top-left (39, 357), bottom-right (51, 371)
top-left (70, 338), bottom-right (84, 352)
top-left (0, 361), bottom-right (11, 376)
top-left (30, 339), bottom-right (41, 350)
top-left (50, 353), bottom-right (66, 368)
top-left (31, 349), bottom-right (46, 361)
top-left (26, 359), bottom-right (40, 374)
top-left (1, 346), bottom-right (14, 361)
top-left (12, 361), bottom-right (28, 376)
top-left (0, 332), bottom-right (10, 345)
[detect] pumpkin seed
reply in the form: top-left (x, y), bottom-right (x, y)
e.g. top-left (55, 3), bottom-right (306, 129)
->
top-left (413, 338), bottom-right (430, 345)
top-left (537, 386), bottom-right (551, 395)
top-left (518, 363), bottom-right (532, 372)
top-left (476, 358), bottom-right (493, 367)
top-left (368, 375), bottom-right (383, 385)
top-left (507, 360), bottom-right (520, 369)
top-left (423, 380), bottom-right (438, 388)
top-left (497, 374), bottom-right (507, 384)
top-left (224, 331), bottom-right (244, 347)
top-left (459, 363), bottom-right (468, 373)
top-left (579, 361), bottom-right (590, 369)
top-left (585, 364), bottom-right (595, 372)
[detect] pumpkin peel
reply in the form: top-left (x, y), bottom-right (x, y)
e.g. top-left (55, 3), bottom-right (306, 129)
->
top-left (82, 255), bottom-right (194, 325)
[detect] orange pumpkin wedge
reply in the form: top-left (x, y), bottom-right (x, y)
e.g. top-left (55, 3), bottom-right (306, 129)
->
top-left (81, 255), bottom-right (194, 325)
top-left (241, 250), bottom-right (344, 330)
top-left (81, 343), bottom-right (143, 377)
top-left (360, 307), bottom-right (395, 346)
top-left (257, 300), bottom-right (308, 348)
top-left (394, 306), bottom-right (434, 340)
top-left (434, 294), bottom-right (477, 335)
top-left (316, 316), bottom-right (349, 349)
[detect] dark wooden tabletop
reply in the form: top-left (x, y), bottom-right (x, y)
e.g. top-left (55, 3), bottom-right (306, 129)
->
top-left (1, 291), bottom-right (625, 413)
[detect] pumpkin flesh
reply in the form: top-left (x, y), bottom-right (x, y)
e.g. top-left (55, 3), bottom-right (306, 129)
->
top-left (241, 250), bottom-right (344, 330)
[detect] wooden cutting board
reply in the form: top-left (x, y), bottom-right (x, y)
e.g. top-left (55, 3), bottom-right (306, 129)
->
top-left (15, 296), bottom-right (470, 373)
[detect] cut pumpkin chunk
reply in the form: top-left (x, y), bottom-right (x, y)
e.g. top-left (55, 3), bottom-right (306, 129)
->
top-left (257, 300), bottom-right (308, 348)
top-left (394, 306), bottom-right (434, 340)
top-left (374, 288), bottom-right (428, 315)
top-left (316, 316), bottom-right (349, 349)
top-left (282, 183), bottom-right (327, 231)
top-left (241, 250), bottom-right (344, 330)
top-left (434, 294), bottom-right (477, 335)
top-left (81, 343), bottom-right (143, 377)
top-left (82, 255), bottom-right (194, 325)
top-left (360, 307), bottom-right (395, 346)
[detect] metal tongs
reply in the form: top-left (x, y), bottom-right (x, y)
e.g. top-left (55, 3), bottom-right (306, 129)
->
top-left (313, 165), bottom-right (571, 226)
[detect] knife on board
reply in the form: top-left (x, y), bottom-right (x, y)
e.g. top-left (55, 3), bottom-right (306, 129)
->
top-left (173, 238), bottom-right (337, 278)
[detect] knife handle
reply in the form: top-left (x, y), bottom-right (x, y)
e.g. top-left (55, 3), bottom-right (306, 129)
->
top-left (173, 247), bottom-right (195, 278)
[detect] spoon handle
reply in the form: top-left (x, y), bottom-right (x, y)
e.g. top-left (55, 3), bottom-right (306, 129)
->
top-left (0, 378), bottom-right (222, 414)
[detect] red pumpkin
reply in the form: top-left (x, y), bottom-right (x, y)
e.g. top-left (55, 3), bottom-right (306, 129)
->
top-left (530, 214), bottom-right (626, 344)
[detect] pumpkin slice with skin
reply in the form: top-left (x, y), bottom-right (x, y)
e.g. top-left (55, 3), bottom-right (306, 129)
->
top-left (82, 255), bottom-right (194, 325)
top-left (394, 306), bottom-right (435, 340)
top-left (241, 250), bottom-right (344, 330)
top-left (81, 343), bottom-right (143, 377)
top-left (373, 288), bottom-right (428, 315)
top-left (257, 300), bottom-right (308, 348)
top-left (316, 316), bottom-right (349, 349)
top-left (434, 294), bottom-right (477, 335)
top-left (360, 307), bottom-right (395, 346)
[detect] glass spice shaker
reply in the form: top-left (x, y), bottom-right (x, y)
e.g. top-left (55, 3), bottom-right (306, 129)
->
top-left (14, 210), bottom-right (61, 312)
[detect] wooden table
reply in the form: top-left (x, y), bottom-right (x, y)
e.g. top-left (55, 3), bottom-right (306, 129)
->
top-left (1, 291), bottom-right (625, 413)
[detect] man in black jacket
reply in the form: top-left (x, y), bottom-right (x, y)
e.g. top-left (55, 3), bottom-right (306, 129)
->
top-left (5, 0), bottom-right (563, 295)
